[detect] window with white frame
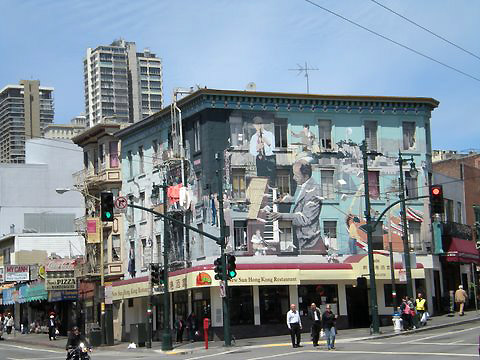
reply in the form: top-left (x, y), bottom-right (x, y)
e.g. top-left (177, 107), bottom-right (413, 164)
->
top-left (318, 120), bottom-right (332, 149)
top-left (405, 171), bottom-right (418, 198)
top-left (128, 151), bottom-right (133, 178)
top-left (111, 234), bottom-right (121, 261)
top-left (456, 201), bottom-right (462, 223)
top-left (128, 195), bottom-right (134, 222)
top-left (140, 192), bottom-right (145, 220)
top-left (233, 221), bottom-right (247, 251)
top-left (138, 145), bottom-right (144, 174)
top-left (364, 121), bottom-right (378, 151)
top-left (274, 119), bottom-right (288, 148)
top-left (276, 169), bottom-right (291, 197)
top-left (323, 220), bottom-right (337, 249)
top-left (194, 120), bottom-right (201, 152)
top-left (321, 169), bottom-right (335, 200)
top-left (402, 122), bottom-right (416, 150)
top-left (279, 221), bottom-right (293, 252)
top-left (368, 171), bottom-right (380, 200)
top-left (232, 168), bottom-right (246, 199)
top-left (408, 221), bottom-right (422, 251)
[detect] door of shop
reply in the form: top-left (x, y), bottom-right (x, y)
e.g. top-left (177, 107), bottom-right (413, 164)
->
top-left (345, 285), bottom-right (369, 328)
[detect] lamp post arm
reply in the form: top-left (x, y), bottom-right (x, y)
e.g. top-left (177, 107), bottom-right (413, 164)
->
top-left (127, 203), bottom-right (221, 243)
top-left (372, 195), bottom-right (429, 231)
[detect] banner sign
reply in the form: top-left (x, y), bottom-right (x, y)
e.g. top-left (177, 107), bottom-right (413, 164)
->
top-left (5, 265), bottom-right (30, 282)
top-left (45, 271), bottom-right (76, 290)
top-left (46, 259), bottom-right (76, 272)
top-left (0, 266), bottom-right (4, 283)
top-left (86, 218), bottom-right (101, 244)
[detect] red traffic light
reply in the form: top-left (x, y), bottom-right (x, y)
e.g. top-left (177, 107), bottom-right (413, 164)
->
top-left (431, 186), bottom-right (442, 196)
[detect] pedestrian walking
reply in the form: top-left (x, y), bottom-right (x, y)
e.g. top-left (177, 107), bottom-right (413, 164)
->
top-left (5, 313), bottom-right (14, 335)
top-left (186, 312), bottom-right (197, 342)
top-left (455, 285), bottom-right (468, 316)
top-left (308, 303), bottom-right (322, 347)
top-left (400, 297), bottom-right (412, 330)
top-left (407, 297), bottom-right (416, 328)
top-left (48, 314), bottom-right (57, 340)
top-left (415, 293), bottom-right (427, 326)
top-left (322, 304), bottom-right (337, 350)
top-left (286, 304), bottom-right (302, 348)
top-left (175, 318), bottom-right (185, 343)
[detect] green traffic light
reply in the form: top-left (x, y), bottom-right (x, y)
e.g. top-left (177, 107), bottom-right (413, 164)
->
top-left (105, 211), bottom-right (112, 219)
top-left (229, 270), bottom-right (237, 278)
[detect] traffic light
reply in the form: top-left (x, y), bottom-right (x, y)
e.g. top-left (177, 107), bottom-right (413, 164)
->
top-left (356, 277), bottom-right (367, 289)
top-left (100, 192), bottom-right (114, 221)
top-left (430, 185), bottom-right (444, 214)
top-left (227, 254), bottom-right (237, 280)
top-left (151, 263), bottom-right (160, 286)
top-left (214, 256), bottom-right (224, 281)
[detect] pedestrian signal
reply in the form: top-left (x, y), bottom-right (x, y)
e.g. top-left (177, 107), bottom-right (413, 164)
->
top-left (356, 277), bottom-right (367, 289)
top-left (151, 263), bottom-right (160, 286)
top-left (100, 192), bottom-right (114, 221)
top-left (429, 185), bottom-right (444, 214)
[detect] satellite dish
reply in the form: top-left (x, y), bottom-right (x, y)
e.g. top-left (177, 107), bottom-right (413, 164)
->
top-left (246, 82), bottom-right (256, 91)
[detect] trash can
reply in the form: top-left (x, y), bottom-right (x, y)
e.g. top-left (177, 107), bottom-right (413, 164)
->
top-left (130, 323), bottom-right (147, 347)
top-left (89, 327), bottom-right (102, 347)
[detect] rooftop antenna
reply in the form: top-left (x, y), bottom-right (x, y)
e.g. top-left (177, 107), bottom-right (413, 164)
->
top-left (288, 61), bottom-right (318, 93)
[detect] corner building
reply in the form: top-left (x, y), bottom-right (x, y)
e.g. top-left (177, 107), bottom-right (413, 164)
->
top-left (115, 89), bottom-right (440, 339)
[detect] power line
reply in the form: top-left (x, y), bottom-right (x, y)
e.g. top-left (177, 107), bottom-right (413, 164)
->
top-left (370, 0), bottom-right (480, 62)
top-left (304, 0), bottom-right (480, 83)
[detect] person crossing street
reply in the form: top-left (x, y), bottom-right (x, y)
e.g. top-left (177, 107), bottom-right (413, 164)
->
top-left (308, 303), bottom-right (322, 347)
top-left (322, 304), bottom-right (337, 350)
top-left (286, 304), bottom-right (302, 348)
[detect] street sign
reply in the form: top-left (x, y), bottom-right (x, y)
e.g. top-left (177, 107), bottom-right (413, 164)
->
top-left (115, 196), bottom-right (128, 210)
top-left (219, 280), bottom-right (226, 298)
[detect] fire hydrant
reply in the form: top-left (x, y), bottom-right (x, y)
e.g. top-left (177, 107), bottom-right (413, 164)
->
top-left (392, 313), bottom-right (402, 333)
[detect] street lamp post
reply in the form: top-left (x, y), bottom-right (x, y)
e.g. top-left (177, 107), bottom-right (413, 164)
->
top-left (360, 141), bottom-right (380, 334)
top-left (396, 152), bottom-right (417, 300)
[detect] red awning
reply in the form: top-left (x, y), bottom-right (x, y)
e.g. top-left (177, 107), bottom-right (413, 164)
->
top-left (445, 237), bottom-right (480, 264)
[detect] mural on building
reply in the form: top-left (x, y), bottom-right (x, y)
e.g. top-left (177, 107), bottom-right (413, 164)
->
top-left (204, 110), bottom-right (427, 259)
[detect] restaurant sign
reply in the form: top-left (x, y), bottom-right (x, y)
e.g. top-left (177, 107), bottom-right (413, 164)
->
top-left (5, 265), bottom-right (30, 282)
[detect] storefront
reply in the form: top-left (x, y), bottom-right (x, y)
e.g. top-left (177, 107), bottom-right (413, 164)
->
top-left (164, 254), bottom-right (426, 339)
top-left (111, 276), bottom-right (150, 342)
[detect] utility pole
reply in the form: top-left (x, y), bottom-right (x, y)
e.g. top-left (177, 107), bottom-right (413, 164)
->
top-left (216, 153), bottom-right (231, 346)
top-left (161, 179), bottom-right (173, 351)
top-left (386, 193), bottom-right (397, 311)
top-left (360, 140), bottom-right (380, 334)
top-left (397, 152), bottom-right (414, 299)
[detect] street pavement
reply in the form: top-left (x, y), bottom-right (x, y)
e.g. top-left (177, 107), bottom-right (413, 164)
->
top-left (0, 311), bottom-right (478, 359)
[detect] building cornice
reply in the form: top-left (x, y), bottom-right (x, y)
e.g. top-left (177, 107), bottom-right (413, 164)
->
top-left (115, 88), bottom-right (439, 139)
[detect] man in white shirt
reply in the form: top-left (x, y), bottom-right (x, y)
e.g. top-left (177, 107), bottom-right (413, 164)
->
top-left (249, 116), bottom-right (276, 184)
top-left (286, 304), bottom-right (302, 348)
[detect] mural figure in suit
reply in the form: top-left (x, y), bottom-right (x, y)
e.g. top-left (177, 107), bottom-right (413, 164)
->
top-left (271, 158), bottom-right (326, 254)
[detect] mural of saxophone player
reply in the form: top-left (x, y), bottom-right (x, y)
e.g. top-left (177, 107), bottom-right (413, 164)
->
top-left (249, 116), bottom-right (276, 184)
top-left (270, 158), bottom-right (327, 254)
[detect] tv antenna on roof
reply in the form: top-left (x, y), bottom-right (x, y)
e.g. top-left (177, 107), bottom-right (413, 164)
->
top-left (288, 61), bottom-right (318, 94)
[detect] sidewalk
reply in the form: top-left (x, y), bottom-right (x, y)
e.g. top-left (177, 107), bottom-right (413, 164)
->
top-left (2, 309), bottom-right (479, 355)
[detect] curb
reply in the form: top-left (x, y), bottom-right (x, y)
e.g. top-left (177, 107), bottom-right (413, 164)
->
top-left (359, 315), bottom-right (480, 341)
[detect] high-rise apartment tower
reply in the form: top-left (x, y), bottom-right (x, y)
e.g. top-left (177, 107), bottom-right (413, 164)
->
top-left (84, 39), bottom-right (163, 127)
top-left (0, 80), bottom-right (54, 163)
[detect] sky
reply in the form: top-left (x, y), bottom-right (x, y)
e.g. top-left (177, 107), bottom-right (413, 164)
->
top-left (1, 0), bottom-right (479, 151)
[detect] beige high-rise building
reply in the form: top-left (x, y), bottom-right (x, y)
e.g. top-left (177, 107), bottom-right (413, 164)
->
top-left (0, 80), bottom-right (54, 163)
top-left (84, 39), bottom-right (163, 127)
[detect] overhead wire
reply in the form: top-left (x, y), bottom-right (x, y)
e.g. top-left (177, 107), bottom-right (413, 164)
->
top-left (370, 0), bottom-right (480, 62)
top-left (304, 0), bottom-right (480, 83)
